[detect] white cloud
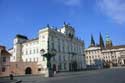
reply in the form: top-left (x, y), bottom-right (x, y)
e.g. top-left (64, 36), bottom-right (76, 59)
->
top-left (97, 0), bottom-right (125, 24)
top-left (54, 0), bottom-right (82, 7)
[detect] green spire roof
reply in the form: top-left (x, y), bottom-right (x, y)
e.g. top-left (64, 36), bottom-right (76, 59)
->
top-left (106, 33), bottom-right (113, 48)
top-left (106, 33), bottom-right (110, 42)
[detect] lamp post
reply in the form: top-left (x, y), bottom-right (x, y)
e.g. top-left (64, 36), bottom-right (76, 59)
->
top-left (40, 49), bottom-right (56, 77)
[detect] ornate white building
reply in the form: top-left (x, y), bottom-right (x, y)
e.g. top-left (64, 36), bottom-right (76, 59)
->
top-left (9, 23), bottom-right (86, 75)
top-left (85, 33), bottom-right (125, 69)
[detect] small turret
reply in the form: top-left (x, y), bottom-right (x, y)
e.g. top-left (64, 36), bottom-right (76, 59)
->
top-left (99, 33), bottom-right (105, 49)
top-left (89, 34), bottom-right (95, 47)
top-left (58, 22), bottom-right (75, 38)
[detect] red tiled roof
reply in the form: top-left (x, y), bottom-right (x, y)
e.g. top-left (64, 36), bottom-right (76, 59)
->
top-left (1, 50), bottom-right (11, 56)
top-left (0, 45), bottom-right (11, 56)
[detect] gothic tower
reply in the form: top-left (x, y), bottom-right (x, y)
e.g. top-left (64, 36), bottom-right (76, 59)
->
top-left (89, 34), bottom-right (95, 47)
top-left (99, 33), bottom-right (105, 49)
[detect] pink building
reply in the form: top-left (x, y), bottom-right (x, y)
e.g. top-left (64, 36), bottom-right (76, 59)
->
top-left (0, 45), bottom-right (11, 77)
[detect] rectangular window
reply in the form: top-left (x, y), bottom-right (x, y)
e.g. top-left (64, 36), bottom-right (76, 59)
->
top-left (38, 68), bottom-right (41, 71)
top-left (59, 63), bottom-right (62, 70)
top-left (26, 50), bottom-right (28, 55)
top-left (37, 58), bottom-right (38, 62)
top-left (63, 46), bottom-right (65, 53)
top-left (2, 57), bottom-right (6, 62)
top-left (30, 50), bottom-right (32, 54)
top-left (37, 49), bottom-right (39, 53)
top-left (2, 67), bottom-right (6, 72)
top-left (68, 56), bottom-right (70, 61)
top-left (59, 55), bottom-right (61, 61)
top-left (64, 63), bottom-right (66, 70)
top-left (52, 42), bottom-right (54, 49)
top-left (34, 58), bottom-right (35, 62)
top-left (63, 56), bottom-right (65, 61)
top-left (58, 39), bottom-right (60, 52)
top-left (53, 56), bottom-right (56, 61)
top-left (30, 58), bottom-right (32, 62)
top-left (34, 49), bottom-right (35, 54)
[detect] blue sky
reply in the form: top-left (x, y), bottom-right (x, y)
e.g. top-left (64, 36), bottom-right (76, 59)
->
top-left (0, 0), bottom-right (125, 48)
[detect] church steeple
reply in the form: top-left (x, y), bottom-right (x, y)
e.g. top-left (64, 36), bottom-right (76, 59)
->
top-left (90, 34), bottom-right (95, 47)
top-left (106, 33), bottom-right (113, 48)
top-left (99, 33), bottom-right (105, 49)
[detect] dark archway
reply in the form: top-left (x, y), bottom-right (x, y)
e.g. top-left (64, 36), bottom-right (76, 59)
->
top-left (124, 60), bottom-right (125, 64)
top-left (72, 61), bottom-right (77, 71)
top-left (25, 67), bottom-right (32, 74)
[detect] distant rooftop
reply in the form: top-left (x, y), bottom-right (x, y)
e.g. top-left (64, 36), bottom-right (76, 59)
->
top-left (0, 45), bottom-right (11, 56)
top-left (16, 34), bottom-right (28, 39)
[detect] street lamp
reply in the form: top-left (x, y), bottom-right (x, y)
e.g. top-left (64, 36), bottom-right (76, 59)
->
top-left (40, 49), bottom-right (56, 77)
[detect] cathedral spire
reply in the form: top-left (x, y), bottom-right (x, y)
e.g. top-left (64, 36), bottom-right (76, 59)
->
top-left (90, 34), bottom-right (95, 47)
top-left (99, 33), bottom-right (105, 49)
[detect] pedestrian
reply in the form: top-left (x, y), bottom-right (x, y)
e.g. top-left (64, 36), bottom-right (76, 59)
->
top-left (10, 71), bottom-right (14, 80)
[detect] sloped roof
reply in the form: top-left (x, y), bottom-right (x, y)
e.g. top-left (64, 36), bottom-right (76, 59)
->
top-left (25, 38), bottom-right (38, 42)
top-left (16, 34), bottom-right (28, 39)
top-left (112, 45), bottom-right (125, 49)
top-left (102, 45), bottom-right (125, 50)
top-left (1, 50), bottom-right (11, 56)
top-left (0, 45), bottom-right (11, 56)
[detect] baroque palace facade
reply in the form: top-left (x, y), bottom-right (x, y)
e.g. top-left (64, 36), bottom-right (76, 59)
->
top-left (9, 23), bottom-right (86, 75)
top-left (85, 33), bottom-right (125, 69)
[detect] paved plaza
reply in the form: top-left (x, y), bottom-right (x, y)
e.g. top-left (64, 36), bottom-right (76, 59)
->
top-left (0, 67), bottom-right (125, 83)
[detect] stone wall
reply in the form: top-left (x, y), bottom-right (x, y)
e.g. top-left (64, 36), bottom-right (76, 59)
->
top-left (9, 62), bottom-right (43, 76)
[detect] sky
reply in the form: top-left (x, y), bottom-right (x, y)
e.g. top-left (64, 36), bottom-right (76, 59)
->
top-left (0, 0), bottom-right (125, 49)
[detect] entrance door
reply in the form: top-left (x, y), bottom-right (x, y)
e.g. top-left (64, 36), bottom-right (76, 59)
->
top-left (69, 63), bottom-right (72, 71)
top-left (25, 67), bottom-right (32, 74)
